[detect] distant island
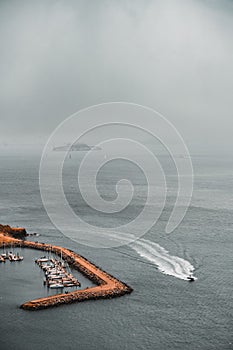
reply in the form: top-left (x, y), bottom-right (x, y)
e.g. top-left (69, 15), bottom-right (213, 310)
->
top-left (0, 224), bottom-right (132, 310)
top-left (53, 142), bottom-right (101, 152)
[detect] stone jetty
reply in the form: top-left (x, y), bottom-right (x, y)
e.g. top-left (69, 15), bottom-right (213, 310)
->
top-left (0, 225), bottom-right (133, 310)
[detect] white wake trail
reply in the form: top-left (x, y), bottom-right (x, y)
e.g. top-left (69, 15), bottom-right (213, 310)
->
top-left (75, 228), bottom-right (196, 281)
top-left (130, 238), bottom-right (196, 281)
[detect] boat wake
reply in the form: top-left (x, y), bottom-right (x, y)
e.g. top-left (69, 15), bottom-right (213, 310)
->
top-left (73, 228), bottom-right (196, 281)
top-left (130, 238), bottom-right (196, 281)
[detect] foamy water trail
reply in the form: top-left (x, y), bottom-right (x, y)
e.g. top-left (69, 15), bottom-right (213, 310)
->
top-left (130, 238), bottom-right (196, 280)
top-left (75, 228), bottom-right (195, 280)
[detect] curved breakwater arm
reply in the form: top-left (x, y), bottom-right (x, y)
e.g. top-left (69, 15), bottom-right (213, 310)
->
top-left (0, 231), bottom-right (133, 310)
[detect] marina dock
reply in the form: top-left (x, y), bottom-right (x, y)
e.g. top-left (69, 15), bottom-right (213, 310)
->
top-left (0, 225), bottom-right (133, 310)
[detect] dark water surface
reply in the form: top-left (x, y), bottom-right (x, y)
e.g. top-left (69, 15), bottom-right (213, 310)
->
top-left (0, 151), bottom-right (232, 350)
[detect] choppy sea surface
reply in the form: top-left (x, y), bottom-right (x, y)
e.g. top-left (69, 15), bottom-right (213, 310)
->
top-left (0, 149), bottom-right (232, 350)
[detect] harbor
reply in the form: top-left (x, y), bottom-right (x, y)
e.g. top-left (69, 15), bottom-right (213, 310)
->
top-left (0, 243), bottom-right (24, 262)
top-left (35, 255), bottom-right (81, 289)
top-left (0, 225), bottom-right (133, 310)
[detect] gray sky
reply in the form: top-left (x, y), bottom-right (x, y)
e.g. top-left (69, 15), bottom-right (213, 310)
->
top-left (0, 0), bottom-right (232, 154)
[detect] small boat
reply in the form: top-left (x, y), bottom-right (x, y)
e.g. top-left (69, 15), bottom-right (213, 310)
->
top-left (41, 264), bottom-right (54, 270)
top-left (64, 283), bottom-right (75, 287)
top-left (16, 253), bottom-right (24, 261)
top-left (16, 256), bottom-right (24, 261)
top-left (0, 256), bottom-right (5, 263)
top-left (187, 275), bottom-right (195, 282)
top-left (1, 244), bottom-right (8, 259)
top-left (8, 252), bottom-right (16, 261)
top-left (35, 257), bottom-right (49, 263)
top-left (47, 280), bottom-right (62, 285)
top-left (8, 253), bottom-right (23, 262)
top-left (49, 283), bottom-right (64, 289)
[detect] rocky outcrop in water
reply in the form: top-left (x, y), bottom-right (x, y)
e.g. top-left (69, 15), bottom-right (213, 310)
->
top-left (0, 224), bottom-right (27, 238)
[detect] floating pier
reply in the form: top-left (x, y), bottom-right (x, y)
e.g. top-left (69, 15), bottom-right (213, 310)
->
top-left (0, 225), bottom-right (133, 310)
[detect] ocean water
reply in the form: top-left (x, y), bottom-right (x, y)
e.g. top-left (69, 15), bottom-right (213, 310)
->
top-left (0, 150), bottom-right (232, 350)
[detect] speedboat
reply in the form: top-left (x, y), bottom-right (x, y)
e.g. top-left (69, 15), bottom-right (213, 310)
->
top-left (187, 275), bottom-right (195, 282)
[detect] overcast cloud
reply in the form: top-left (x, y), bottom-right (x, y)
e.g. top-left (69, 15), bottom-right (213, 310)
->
top-left (0, 0), bottom-right (232, 153)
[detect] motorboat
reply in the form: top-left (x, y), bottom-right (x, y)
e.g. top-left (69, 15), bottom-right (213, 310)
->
top-left (49, 283), bottom-right (64, 289)
top-left (35, 257), bottom-right (49, 263)
top-left (0, 255), bottom-right (5, 262)
top-left (187, 275), bottom-right (195, 282)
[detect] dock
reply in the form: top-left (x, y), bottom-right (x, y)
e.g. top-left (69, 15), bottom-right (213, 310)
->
top-left (0, 226), bottom-right (133, 310)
